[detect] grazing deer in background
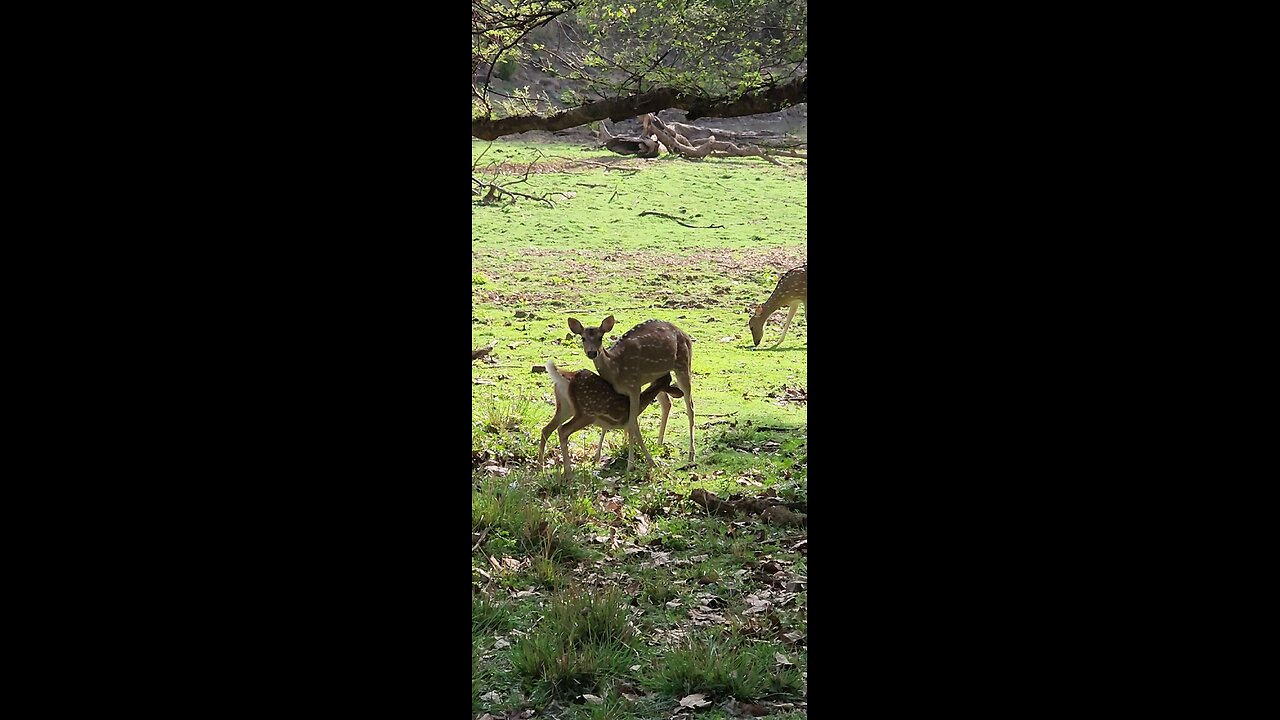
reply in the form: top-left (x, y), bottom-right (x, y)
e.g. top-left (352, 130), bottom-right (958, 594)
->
top-left (567, 316), bottom-right (695, 472)
top-left (749, 264), bottom-right (808, 348)
top-left (538, 362), bottom-right (684, 480)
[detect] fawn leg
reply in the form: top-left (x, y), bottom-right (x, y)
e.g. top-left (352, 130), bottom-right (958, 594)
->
top-left (593, 427), bottom-right (607, 465)
top-left (557, 415), bottom-right (595, 482)
top-left (656, 392), bottom-right (672, 446)
top-left (539, 402), bottom-right (573, 466)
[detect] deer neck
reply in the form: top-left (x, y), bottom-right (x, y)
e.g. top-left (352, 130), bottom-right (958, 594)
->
top-left (756, 294), bottom-right (786, 321)
top-left (591, 346), bottom-right (622, 382)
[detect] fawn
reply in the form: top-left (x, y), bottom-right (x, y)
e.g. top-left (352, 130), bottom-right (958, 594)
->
top-left (538, 361), bottom-right (684, 480)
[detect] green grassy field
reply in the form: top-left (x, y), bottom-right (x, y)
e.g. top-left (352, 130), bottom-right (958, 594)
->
top-left (472, 138), bottom-right (808, 719)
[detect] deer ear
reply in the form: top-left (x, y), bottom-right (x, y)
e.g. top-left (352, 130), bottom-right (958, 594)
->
top-left (601, 315), bottom-right (615, 332)
top-left (568, 318), bottom-right (584, 335)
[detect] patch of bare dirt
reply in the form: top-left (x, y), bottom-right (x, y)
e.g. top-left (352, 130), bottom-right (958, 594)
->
top-left (474, 247), bottom-right (807, 314)
top-left (684, 247), bottom-right (808, 278)
top-left (475, 156), bottom-right (649, 175)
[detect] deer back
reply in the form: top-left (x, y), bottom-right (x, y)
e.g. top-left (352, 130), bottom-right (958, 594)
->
top-left (759, 265), bottom-right (807, 314)
top-left (600, 320), bottom-right (691, 388)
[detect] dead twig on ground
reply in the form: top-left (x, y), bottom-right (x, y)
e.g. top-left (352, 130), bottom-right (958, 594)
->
top-left (472, 177), bottom-right (575, 207)
top-left (472, 527), bottom-right (490, 552)
top-left (639, 211), bottom-right (724, 229)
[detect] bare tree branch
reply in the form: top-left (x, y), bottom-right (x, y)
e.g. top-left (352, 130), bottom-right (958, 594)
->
top-left (471, 75), bottom-right (807, 140)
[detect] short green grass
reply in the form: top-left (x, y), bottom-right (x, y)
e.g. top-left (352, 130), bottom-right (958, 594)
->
top-left (473, 137), bottom-right (807, 719)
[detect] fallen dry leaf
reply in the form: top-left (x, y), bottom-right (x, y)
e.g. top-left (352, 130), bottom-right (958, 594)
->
top-left (775, 652), bottom-right (793, 666)
top-left (679, 693), bottom-right (712, 708)
top-left (582, 694), bottom-right (603, 704)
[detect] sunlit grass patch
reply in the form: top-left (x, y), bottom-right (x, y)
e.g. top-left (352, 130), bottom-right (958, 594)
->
top-left (511, 587), bottom-right (639, 699)
top-left (472, 475), bottom-right (525, 534)
top-left (514, 502), bottom-right (585, 564)
top-left (643, 634), bottom-right (804, 701)
top-left (473, 595), bottom-right (516, 637)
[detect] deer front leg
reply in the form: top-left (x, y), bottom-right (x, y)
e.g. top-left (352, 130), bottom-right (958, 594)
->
top-left (674, 369), bottom-right (695, 463)
top-left (772, 304), bottom-right (799, 348)
top-left (625, 392), bottom-right (656, 472)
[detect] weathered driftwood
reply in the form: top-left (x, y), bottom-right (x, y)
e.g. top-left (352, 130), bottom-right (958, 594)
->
top-left (663, 120), bottom-right (801, 149)
top-left (598, 120), bottom-right (662, 158)
top-left (599, 115), bottom-right (807, 164)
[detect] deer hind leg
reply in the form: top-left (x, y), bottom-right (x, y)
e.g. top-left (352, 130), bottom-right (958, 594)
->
top-left (771, 304), bottom-right (799, 348)
top-left (673, 368), bottom-right (695, 462)
top-left (557, 415), bottom-right (596, 482)
top-left (539, 400), bottom-right (575, 467)
top-left (656, 391), bottom-right (672, 446)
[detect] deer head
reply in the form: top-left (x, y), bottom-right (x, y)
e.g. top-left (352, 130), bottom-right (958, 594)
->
top-left (567, 316), bottom-right (615, 359)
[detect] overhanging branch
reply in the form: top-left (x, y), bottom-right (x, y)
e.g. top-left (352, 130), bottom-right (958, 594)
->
top-left (471, 75), bottom-right (807, 140)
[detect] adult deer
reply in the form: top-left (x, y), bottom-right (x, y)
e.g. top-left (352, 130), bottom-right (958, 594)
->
top-left (749, 264), bottom-right (808, 348)
top-left (538, 362), bottom-right (684, 480)
top-left (567, 316), bottom-right (695, 472)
